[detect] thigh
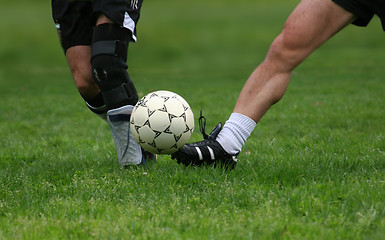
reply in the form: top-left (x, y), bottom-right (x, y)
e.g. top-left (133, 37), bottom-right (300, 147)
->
top-left (288, 0), bottom-right (356, 48)
top-left (333, 0), bottom-right (375, 27)
top-left (333, 0), bottom-right (385, 30)
top-left (268, 0), bottom-right (357, 68)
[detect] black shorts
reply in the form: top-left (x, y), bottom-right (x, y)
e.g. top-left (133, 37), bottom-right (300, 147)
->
top-left (333, 0), bottom-right (385, 30)
top-left (51, 0), bottom-right (143, 52)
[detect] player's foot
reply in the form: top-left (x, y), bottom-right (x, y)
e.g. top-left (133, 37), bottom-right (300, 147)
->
top-left (171, 122), bottom-right (238, 170)
top-left (141, 148), bottom-right (156, 166)
top-left (107, 105), bottom-right (155, 166)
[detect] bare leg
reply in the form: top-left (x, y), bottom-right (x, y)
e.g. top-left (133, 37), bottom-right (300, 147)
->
top-left (233, 0), bottom-right (356, 123)
top-left (65, 46), bottom-right (99, 100)
top-left (172, 0), bottom-right (359, 167)
top-left (215, 0), bottom-right (357, 156)
top-left (65, 14), bottom-right (114, 101)
top-left (96, 14), bottom-right (113, 25)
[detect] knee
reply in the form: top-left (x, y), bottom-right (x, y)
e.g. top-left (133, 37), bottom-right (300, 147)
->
top-left (265, 29), bottom-right (309, 72)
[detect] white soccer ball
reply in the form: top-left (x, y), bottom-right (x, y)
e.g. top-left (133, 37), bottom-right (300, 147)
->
top-left (130, 90), bottom-right (194, 154)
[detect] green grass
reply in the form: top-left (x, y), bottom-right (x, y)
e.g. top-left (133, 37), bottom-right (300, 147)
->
top-left (1, 0), bottom-right (385, 239)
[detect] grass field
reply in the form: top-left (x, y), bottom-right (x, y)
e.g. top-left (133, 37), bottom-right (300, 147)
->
top-left (1, 0), bottom-right (385, 239)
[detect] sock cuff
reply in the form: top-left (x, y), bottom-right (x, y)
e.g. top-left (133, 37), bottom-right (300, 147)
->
top-left (228, 113), bottom-right (256, 130)
top-left (216, 113), bottom-right (256, 155)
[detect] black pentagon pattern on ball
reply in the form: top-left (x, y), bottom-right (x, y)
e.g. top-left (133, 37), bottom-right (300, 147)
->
top-left (160, 97), bottom-right (192, 153)
top-left (130, 90), bottom-right (194, 154)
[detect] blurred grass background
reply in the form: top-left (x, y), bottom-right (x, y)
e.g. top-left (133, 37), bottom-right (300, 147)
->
top-left (1, 0), bottom-right (385, 239)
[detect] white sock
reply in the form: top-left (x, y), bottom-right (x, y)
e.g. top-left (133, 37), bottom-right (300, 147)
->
top-left (216, 113), bottom-right (256, 155)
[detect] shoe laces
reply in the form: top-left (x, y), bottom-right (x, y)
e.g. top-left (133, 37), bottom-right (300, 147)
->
top-left (198, 109), bottom-right (209, 140)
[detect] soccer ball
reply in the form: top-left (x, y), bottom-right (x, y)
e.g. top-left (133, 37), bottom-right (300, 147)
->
top-left (130, 90), bottom-right (194, 154)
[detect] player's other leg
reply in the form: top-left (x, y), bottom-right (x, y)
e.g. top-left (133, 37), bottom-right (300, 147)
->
top-left (233, 0), bottom-right (356, 122)
top-left (52, 0), bottom-right (108, 120)
top-left (53, 0), bottom-right (152, 166)
top-left (172, 0), bottom-right (356, 168)
top-left (64, 30), bottom-right (150, 166)
top-left (65, 46), bottom-right (107, 120)
top-left (91, 1), bottom-right (154, 166)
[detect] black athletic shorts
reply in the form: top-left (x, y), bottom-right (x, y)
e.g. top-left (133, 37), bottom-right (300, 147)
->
top-left (333, 0), bottom-right (385, 30)
top-left (51, 0), bottom-right (143, 52)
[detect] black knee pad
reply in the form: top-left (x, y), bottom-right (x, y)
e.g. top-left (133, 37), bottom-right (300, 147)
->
top-left (91, 24), bottom-right (138, 110)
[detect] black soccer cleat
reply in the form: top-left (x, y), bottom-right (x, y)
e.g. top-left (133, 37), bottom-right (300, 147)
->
top-left (171, 114), bottom-right (238, 170)
top-left (140, 148), bottom-right (157, 165)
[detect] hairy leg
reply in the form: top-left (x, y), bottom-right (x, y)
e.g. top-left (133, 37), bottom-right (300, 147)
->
top-left (171, 0), bottom-right (358, 166)
top-left (233, 0), bottom-right (356, 123)
top-left (64, 14), bottom-right (114, 102)
top-left (65, 46), bottom-right (99, 101)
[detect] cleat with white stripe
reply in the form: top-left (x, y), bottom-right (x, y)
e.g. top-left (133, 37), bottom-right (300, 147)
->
top-left (171, 122), bottom-right (238, 170)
